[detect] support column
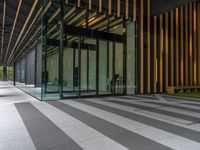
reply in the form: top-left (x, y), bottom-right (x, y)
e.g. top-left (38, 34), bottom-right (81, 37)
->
top-left (2, 66), bottom-right (7, 81)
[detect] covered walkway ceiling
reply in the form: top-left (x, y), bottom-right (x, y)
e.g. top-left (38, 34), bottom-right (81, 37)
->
top-left (0, 0), bottom-right (198, 66)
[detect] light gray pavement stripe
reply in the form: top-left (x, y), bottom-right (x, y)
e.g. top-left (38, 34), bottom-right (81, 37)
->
top-left (181, 103), bottom-right (200, 107)
top-left (47, 101), bottom-right (172, 150)
top-left (31, 101), bottom-right (128, 150)
top-left (76, 99), bottom-right (200, 143)
top-left (105, 100), bottom-right (200, 123)
top-left (0, 104), bottom-right (36, 150)
top-left (142, 101), bottom-right (200, 113)
top-left (15, 102), bottom-right (83, 150)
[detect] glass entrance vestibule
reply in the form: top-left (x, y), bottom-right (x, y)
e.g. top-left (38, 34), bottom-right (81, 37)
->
top-left (41, 0), bottom-right (136, 100)
top-left (42, 26), bottom-right (126, 100)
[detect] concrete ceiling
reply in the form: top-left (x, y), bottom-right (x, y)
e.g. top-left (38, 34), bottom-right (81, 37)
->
top-left (0, 0), bottom-right (198, 65)
top-left (151, 0), bottom-right (198, 15)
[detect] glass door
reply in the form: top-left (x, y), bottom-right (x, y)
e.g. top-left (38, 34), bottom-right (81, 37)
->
top-left (80, 36), bottom-right (97, 96)
top-left (62, 36), bottom-right (79, 98)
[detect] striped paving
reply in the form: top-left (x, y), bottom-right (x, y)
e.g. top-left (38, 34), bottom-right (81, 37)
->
top-left (1, 83), bottom-right (200, 150)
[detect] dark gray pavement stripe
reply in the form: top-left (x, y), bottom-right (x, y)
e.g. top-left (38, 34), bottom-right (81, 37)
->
top-left (116, 96), bottom-right (157, 101)
top-left (116, 96), bottom-right (144, 100)
top-left (105, 100), bottom-right (200, 123)
top-left (15, 102), bottom-right (83, 150)
top-left (162, 95), bottom-right (200, 102)
top-left (142, 101), bottom-right (200, 113)
top-left (134, 95), bottom-right (158, 100)
top-left (47, 101), bottom-right (172, 150)
top-left (77, 100), bottom-right (200, 143)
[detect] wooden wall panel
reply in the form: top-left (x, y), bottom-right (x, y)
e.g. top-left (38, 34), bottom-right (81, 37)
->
top-left (154, 16), bottom-right (157, 93)
top-left (175, 8), bottom-right (179, 87)
top-left (160, 14), bottom-right (163, 92)
top-left (185, 4), bottom-right (189, 86)
top-left (165, 12), bottom-right (169, 90)
top-left (147, 0), bottom-right (151, 93)
top-left (180, 7), bottom-right (184, 86)
top-left (170, 10), bottom-right (174, 87)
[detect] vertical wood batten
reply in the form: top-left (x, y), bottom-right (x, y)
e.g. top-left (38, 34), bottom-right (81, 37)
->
top-left (99, 0), bottom-right (102, 13)
top-left (147, 0), bottom-right (151, 93)
top-left (133, 0), bottom-right (136, 21)
top-left (165, 12), bottom-right (169, 90)
top-left (140, 0), bottom-right (144, 93)
top-left (185, 5), bottom-right (189, 86)
top-left (170, 10), bottom-right (174, 87)
top-left (198, 4), bottom-right (200, 85)
top-left (154, 16), bottom-right (157, 93)
top-left (77, 0), bottom-right (81, 7)
top-left (160, 14), bottom-right (163, 93)
top-left (189, 3), bottom-right (193, 86)
top-left (180, 7), bottom-right (184, 86)
top-left (193, 0), bottom-right (197, 85)
top-left (117, 0), bottom-right (121, 18)
top-left (175, 8), bottom-right (179, 87)
top-left (126, 0), bottom-right (129, 20)
top-left (89, 0), bottom-right (92, 10)
top-left (108, 0), bottom-right (112, 15)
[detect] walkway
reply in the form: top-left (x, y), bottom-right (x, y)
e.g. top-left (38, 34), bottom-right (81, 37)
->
top-left (0, 81), bottom-right (200, 150)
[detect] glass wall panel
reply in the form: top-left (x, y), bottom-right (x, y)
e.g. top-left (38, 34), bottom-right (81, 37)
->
top-left (115, 42), bottom-right (124, 94)
top-left (41, 0), bottom-right (60, 100)
top-left (80, 37), bottom-right (97, 96)
top-left (62, 45), bottom-right (79, 97)
top-left (127, 22), bottom-right (136, 94)
top-left (42, 46), bottom-right (60, 100)
top-left (99, 40), bottom-right (112, 95)
top-left (14, 41), bottom-right (42, 100)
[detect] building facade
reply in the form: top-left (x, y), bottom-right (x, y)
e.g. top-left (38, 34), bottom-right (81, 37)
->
top-left (13, 0), bottom-right (200, 100)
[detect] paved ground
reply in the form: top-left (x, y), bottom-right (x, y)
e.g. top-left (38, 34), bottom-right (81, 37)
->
top-left (0, 82), bottom-right (200, 150)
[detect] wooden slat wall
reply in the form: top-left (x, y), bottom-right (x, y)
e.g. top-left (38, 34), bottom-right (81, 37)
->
top-left (138, 1), bottom-right (200, 94)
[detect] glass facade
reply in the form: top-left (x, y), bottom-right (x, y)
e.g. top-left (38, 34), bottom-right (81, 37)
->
top-left (13, 0), bottom-right (137, 101)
